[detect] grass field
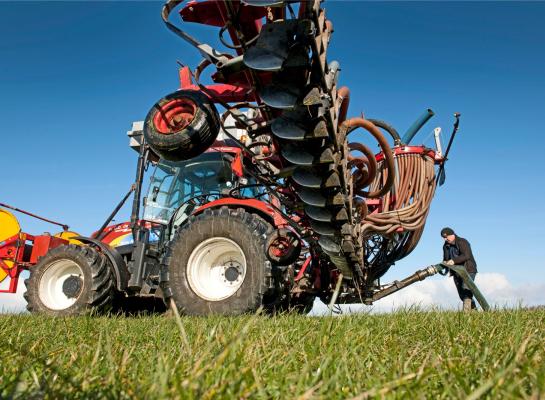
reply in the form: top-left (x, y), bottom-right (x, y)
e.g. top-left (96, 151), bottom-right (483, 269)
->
top-left (1, 309), bottom-right (544, 399)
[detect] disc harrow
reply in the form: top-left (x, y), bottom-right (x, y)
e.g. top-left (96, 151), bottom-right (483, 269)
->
top-left (146, 0), bottom-right (456, 297)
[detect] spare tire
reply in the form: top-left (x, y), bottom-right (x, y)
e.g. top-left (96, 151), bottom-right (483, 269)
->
top-left (144, 90), bottom-right (220, 161)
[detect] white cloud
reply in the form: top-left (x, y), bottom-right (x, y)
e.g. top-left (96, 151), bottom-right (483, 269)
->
top-left (312, 272), bottom-right (545, 315)
top-left (476, 273), bottom-right (545, 306)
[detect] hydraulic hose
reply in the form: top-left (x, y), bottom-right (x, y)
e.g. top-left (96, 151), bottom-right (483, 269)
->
top-left (343, 118), bottom-right (396, 199)
top-left (366, 119), bottom-right (401, 146)
top-left (337, 86), bottom-right (350, 125)
top-left (401, 108), bottom-right (434, 145)
top-left (360, 153), bottom-right (436, 262)
top-left (348, 142), bottom-right (377, 190)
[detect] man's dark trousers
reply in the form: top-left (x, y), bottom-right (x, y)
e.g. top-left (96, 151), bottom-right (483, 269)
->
top-left (453, 272), bottom-right (476, 308)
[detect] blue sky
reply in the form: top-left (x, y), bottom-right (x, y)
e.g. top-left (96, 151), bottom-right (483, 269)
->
top-left (1, 1), bottom-right (544, 310)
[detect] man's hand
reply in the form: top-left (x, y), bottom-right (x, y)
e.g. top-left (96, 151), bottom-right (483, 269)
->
top-left (443, 259), bottom-right (455, 266)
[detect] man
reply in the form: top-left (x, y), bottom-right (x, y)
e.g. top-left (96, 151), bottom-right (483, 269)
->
top-left (441, 227), bottom-right (478, 311)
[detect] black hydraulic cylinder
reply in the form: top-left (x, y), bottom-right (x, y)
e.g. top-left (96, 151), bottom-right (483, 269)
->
top-left (131, 144), bottom-right (147, 240)
top-left (93, 186), bottom-right (135, 240)
top-left (127, 229), bottom-right (150, 290)
top-left (436, 113), bottom-right (461, 186)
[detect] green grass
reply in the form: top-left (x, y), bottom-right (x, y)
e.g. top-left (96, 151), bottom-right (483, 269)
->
top-left (0, 309), bottom-right (544, 399)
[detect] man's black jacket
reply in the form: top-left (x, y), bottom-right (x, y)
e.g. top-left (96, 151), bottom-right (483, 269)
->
top-left (443, 236), bottom-right (478, 273)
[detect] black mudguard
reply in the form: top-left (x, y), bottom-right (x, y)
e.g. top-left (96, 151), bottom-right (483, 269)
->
top-left (74, 236), bottom-right (130, 292)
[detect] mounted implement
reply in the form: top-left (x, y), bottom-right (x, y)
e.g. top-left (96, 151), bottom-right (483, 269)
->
top-left (0, 203), bottom-right (80, 296)
top-left (136, 0), bottom-right (478, 310)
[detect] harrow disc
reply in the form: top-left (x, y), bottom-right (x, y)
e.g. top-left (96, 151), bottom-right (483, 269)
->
top-left (157, 0), bottom-right (439, 281)
top-left (292, 167), bottom-right (323, 188)
top-left (260, 84), bottom-right (302, 109)
top-left (235, 2), bottom-right (360, 275)
top-left (297, 188), bottom-right (327, 207)
top-left (305, 206), bottom-right (332, 222)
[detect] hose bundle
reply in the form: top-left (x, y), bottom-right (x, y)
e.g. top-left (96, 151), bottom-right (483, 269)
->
top-left (361, 152), bottom-right (436, 270)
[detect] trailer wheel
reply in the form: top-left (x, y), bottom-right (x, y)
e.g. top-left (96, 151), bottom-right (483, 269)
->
top-left (24, 244), bottom-right (115, 316)
top-left (162, 207), bottom-right (274, 316)
top-left (144, 90), bottom-right (220, 162)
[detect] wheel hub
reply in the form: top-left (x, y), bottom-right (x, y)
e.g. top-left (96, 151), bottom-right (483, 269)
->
top-left (153, 98), bottom-right (197, 135)
top-left (62, 275), bottom-right (83, 298)
top-left (223, 263), bottom-right (242, 283)
top-left (38, 259), bottom-right (84, 310)
top-left (187, 237), bottom-right (247, 301)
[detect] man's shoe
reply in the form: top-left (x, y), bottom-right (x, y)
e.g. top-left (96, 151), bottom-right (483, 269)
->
top-left (463, 298), bottom-right (472, 312)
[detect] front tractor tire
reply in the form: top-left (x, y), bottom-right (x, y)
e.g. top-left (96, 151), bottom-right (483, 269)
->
top-left (144, 90), bottom-right (220, 162)
top-left (24, 244), bottom-right (115, 316)
top-left (163, 208), bottom-right (274, 316)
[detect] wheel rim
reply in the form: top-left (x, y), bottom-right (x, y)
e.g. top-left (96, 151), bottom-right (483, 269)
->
top-left (187, 237), bottom-right (247, 301)
top-left (153, 98), bottom-right (197, 134)
top-left (38, 259), bottom-right (84, 310)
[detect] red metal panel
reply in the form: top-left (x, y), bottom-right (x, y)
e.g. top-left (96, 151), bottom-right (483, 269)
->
top-left (93, 222), bottom-right (132, 245)
top-left (178, 66), bottom-right (193, 89)
top-left (180, 0), bottom-right (266, 31)
top-left (1, 232), bottom-right (36, 293)
top-left (375, 145), bottom-right (438, 162)
top-left (0, 234), bottom-right (20, 259)
top-left (195, 198), bottom-right (287, 227)
top-left (182, 84), bottom-right (256, 103)
top-left (30, 235), bottom-right (68, 264)
top-left (231, 152), bottom-right (244, 177)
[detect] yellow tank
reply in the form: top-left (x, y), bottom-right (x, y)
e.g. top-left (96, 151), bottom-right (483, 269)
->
top-left (0, 207), bottom-right (81, 284)
top-left (0, 208), bottom-right (21, 283)
top-left (54, 231), bottom-right (82, 245)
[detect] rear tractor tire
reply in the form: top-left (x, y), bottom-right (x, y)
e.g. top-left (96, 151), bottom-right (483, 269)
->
top-left (144, 90), bottom-right (220, 162)
top-left (162, 207), bottom-right (275, 316)
top-left (24, 244), bottom-right (115, 316)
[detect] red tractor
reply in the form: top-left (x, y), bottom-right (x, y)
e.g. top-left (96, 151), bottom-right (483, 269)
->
top-left (15, 134), bottom-right (321, 315)
top-left (2, 0), bottom-right (490, 315)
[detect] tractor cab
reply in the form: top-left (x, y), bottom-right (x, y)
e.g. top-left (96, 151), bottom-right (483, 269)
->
top-left (143, 150), bottom-right (236, 225)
